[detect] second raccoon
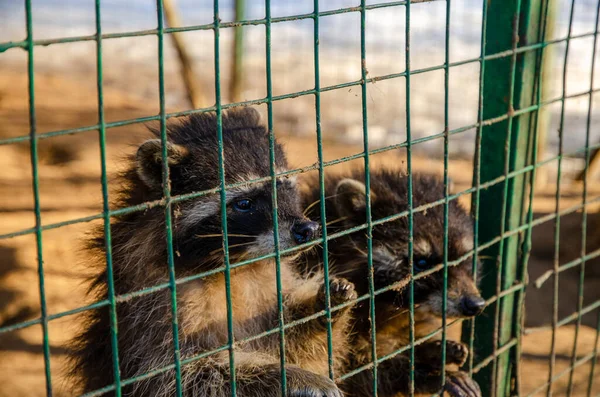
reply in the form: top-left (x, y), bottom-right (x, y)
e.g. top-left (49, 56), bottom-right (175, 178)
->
top-left (300, 168), bottom-right (485, 397)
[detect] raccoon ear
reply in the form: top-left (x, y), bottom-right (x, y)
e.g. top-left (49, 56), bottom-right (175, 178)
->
top-left (335, 178), bottom-right (372, 216)
top-left (224, 106), bottom-right (262, 129)
top-left (136, 139), bottom-right (189, 188)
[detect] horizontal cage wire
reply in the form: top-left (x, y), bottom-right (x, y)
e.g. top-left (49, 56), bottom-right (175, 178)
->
top-left (0, 0), bottom-right (599, 396)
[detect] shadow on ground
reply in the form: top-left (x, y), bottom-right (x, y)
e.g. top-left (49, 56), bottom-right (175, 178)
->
top-left (525, 210), bottom-right (600, 329)
top-left (0, 245), bottom-right (68, 356)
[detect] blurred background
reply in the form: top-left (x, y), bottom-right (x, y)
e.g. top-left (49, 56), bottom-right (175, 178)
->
top-left (2, 0), bottom-right (599, 154)
top-left (0, 0), bottom-right (599, 396)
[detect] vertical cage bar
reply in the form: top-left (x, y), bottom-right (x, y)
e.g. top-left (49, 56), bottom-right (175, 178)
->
top-left (404, 1), bottom-right (416, 395)
top-left (440, 0), bottom-right (451, 387)
top-left (565, 0), bottom-right (599, 393)
top-left (312, 0), bottom-right (336, 381)
top-left (359, 0), bottom-right (378, 394)
top-left (587, 312), bottom-right (600, 397)
top-left (585, 4), bottom-right (600, 396)
top-left (264, 0), bottom-right (288, 393)
top-left (461, 0), bottom-right (488, 376)
top-left (24, 0), bottom-right (53, 395)
top-left (512, 0), bottom-right (551, 394)
top-left (155, 1), bottom-right (183, 395)
top-left (473, 0), bottom-right (541, 395)
top-left (94, 0), bottom-right (122, 394)
top-left (547, 1), bottom-right (576, 395)
top-left (212, 0), bottom-right (238, 394)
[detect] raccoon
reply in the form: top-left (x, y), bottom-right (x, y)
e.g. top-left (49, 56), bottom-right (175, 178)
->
top-left (69, 108), bottom-right (357, 397)
top-left (299, 168), bottom-right (485, 397)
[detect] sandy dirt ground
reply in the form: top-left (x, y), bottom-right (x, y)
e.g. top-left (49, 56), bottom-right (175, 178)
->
top-left (0, 67), bottom-right (599, 397)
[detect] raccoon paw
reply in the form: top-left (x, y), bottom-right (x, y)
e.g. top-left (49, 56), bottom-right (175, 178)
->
top-left (446, 340), bottom-right (469, 367)
top-left (374, 266), bottom-right (405, 289)
top-left (319, 277), bottom-right (357, 308)
top-left (415, 340), bottom-right (469, 370)
top-left (288, 386), bottom-right (343, 397)
top-left (287, 373), bottom-right (343, 397)
top-left (316, 277), bottom-right (357, 324)
top-left (444, 371), bottom-right (481, 397)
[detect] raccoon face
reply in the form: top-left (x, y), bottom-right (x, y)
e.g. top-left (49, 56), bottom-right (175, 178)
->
top-left (378, 235), bottom-right (484, 319)
top-left (333, 173), bottom-right (485, 319)
top-left (134, 107), bottom-right (320, 271)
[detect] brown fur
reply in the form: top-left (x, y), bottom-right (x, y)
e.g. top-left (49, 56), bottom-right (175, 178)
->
top-left (68, 108), bottom-right (356, 397)
top-left (299, 168), bottom-right (484, 397)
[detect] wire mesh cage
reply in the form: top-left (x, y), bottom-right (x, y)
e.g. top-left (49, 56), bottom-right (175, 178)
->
top-left (0, 0), bottom-right (599, 396)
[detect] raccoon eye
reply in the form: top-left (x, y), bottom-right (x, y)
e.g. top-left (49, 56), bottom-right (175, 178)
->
top-left (233, 199), bottom-right (253, 212)
top-left (413, 257), bottom-right (430, 272)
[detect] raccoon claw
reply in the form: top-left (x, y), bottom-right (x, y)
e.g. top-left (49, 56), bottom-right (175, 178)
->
top-left (315, 277), bottom-right (357, 324)
top-left (446, 340), bottom-right (469, 366)
top-left (444, 371), bottom-right (481, 397)
top-left (320, 277), bottom-right (357, 307)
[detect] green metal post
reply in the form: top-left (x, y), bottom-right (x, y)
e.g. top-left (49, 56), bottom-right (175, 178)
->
top-left (470, 0), bottom-right (546, 396)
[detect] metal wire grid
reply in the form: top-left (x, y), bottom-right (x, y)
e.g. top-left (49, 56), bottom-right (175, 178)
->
top-left (546, 0), bottom-right (600, 396)
top-left (0, 0), bottom-right (599, 396)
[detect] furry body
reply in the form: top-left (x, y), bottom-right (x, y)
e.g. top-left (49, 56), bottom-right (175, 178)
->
top-left (69, 108), bottom-right (355, 397)
top-left (300, 169), bottom-right (484, 397)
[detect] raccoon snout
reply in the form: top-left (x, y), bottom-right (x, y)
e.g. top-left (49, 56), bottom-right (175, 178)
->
top-left (459, 295), bottom-right (486, 317)
top-left (291, 221), bottom-right (320, 244)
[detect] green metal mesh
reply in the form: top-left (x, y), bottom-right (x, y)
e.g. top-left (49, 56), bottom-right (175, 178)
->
top-left (0, 0), bottom-right (599, 396)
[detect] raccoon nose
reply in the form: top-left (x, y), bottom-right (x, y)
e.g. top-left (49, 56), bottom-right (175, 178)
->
top-left (460, 295), bottom-right (486, 317)
top-left (292, 221), bottom-right (320, 244)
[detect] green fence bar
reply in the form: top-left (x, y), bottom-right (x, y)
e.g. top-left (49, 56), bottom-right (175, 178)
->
top-left (94, 0), bottom-right (122, 395)
top-left (548, 1), bottom-right (576, 396)
top-left (440, 0), bottom-right (452, 387)
top-left (462, 0), bottom-right (488, 380)
top-left (24, 0), bottom-right (53, 395)
top-left (404, 0), bottom-right (416, 395)
top-left (512, 0), bottom-right (552, 394)
top-left (584, 5), bottom-right (600, 397)
top-left (264, 0), bottom-right (290, 393)
top-left (470, 0), bottom-right (546, 395)
top-left (359, 0), bottom-right (379, 395)
top-left (560, 1), bottom-right (583, 396)
top-left (156, 1), bottom-right (184, 395)
top-left (312, 0), bottom-right (337, 381)
top-left (4, 0), bottom-right (600, 396)
top-left (211, 0), bottom-right (239, 395)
